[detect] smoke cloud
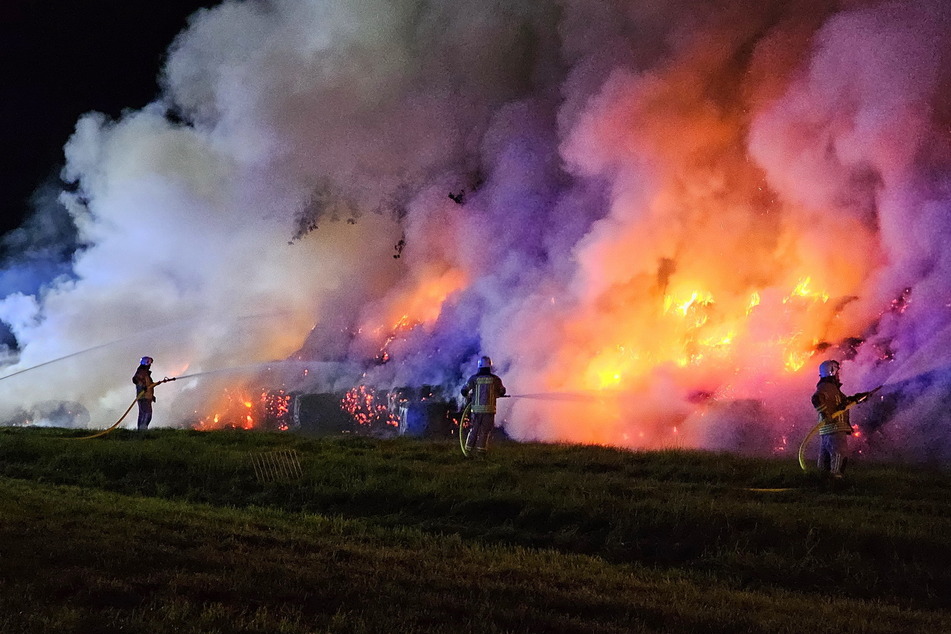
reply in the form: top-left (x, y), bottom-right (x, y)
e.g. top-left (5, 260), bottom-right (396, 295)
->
top-left (2, 0), bottom-right (950, 461)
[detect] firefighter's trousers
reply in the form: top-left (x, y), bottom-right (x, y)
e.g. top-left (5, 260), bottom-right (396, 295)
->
top-left (466, 412), bottom-right (496, 454)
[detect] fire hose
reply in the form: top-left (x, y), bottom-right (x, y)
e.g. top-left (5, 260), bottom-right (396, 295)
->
top-left (796, 422), bottom-right (823, 471)
top-left (458, 402), bottom-right (472, 457)
top-left (797, 385), bottom-right (881, 471)
top-left (458, 395), bottom-right (511, 457)
top-left (70, 377), bottom-right (177, 440)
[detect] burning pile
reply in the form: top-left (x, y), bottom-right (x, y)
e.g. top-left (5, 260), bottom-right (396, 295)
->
top-left (197, 389), bottom-right (294, 431)
top-left (340, 386), bottom-right (400, 431)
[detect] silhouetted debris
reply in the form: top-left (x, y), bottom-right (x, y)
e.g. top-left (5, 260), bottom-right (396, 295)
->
top-left (686, 390), bottom-right (714, 403)
top-left (842, 337), bottom-right (865, 359)
top-left (656, 257), bottom-right (676, 296)
top-left (448, 190), bottom-right (465, 204)
top-left (164, 106), bottom-right (187, 126)
top-left (289, 184), bottom-right (358, 243)
top-left (393, 237), bottom-right (406, 259)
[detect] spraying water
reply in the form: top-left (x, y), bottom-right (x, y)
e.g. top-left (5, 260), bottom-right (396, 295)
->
top-left (174, 360), bottom-right (356, 382)
top-left (0, 312), bottom-right (258, 383)
top-left (874, 324), bottom-right (951, 388)
top-left (0, 341), bottom-right (127, 384)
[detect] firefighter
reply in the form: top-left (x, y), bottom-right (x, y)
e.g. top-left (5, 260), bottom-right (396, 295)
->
top-left (132, 356), bottom-right (156, 431)
top-left (461, 355), bottom-right (506, 458)
top-left (811, 360), bottom-right (871, 478)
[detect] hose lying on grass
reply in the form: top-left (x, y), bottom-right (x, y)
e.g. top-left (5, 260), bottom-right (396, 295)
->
top-left (69, 377), bottom-right (177, 440)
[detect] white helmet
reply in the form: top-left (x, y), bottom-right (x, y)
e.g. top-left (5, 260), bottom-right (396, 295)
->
top-left (140, 356), bottom-right (154, 366)
top-left (818, 360), bottom-right (840, 378)
top-left (477, 356), bottom-right (492, 369)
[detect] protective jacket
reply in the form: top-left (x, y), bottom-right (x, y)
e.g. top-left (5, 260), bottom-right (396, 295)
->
top-left (462, 368), bottom-right (506, 414)
top-left (811, 377), bottom-right (853, 436)
top-left (133, 365), bottom-right (155, 401)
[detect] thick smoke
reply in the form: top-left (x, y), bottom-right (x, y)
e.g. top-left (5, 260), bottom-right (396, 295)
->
top-left (1, 0), bottom-right (950, 461)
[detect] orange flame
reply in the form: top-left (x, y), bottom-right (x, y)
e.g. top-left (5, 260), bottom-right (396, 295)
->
top-left (366, 267), bottom-right (467, 363)
top-left (197, 388), bottom-right (257, 430)
top-left (196, 388), bottom-right (294, 431)
top-left (341, 386), bottom-right (399, 428)
top-left (550, 273), bottom-right (837, 404)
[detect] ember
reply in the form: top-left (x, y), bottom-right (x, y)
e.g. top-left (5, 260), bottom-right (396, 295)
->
top-left (341, 386), bottom-right (399, 430)
top-left (196, 388), bottom-right (296, 431)
top-left (261, 389), bottom-right (294, 431)
top-left (197, 388), bottom-right (257, 430)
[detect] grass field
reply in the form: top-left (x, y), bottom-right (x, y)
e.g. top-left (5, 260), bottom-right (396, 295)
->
top-left (1, 427), bottom-right (950, 633)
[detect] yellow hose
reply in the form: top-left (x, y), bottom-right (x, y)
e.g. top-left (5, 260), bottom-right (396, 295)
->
top-left (799, 388), bottom-right (880, 471)
top-left (458, 402), bottom-right (471, 457)
top-left (797, 422), bottom-right (822, 471)
top-left (68, 377), bottom-right (176, 440)
top-left (68, 395), bottom-right (141, 440)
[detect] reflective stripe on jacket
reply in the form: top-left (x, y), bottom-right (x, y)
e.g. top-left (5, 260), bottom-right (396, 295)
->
top-left (464, 372), bottom-right (505, 414)
top-left (812, 378), bottom-right (852, 436)
top-left (133, 366), bottom-right (154, 400)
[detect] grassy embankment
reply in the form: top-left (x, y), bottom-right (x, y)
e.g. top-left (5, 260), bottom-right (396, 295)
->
top-left (1, 427), bottom-right (950, 633)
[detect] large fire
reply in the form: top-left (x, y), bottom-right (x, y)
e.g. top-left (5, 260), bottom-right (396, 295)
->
top-left (559, 274), bottom-right (836, 396)
top-left (361, 267), bottom-right (468, 363)
top-left (197, 389), bottom-right (293, 431)
top-left (189, 262), bottom-right (881, 449)
top-left (191, 271), bottom-right (463, 433)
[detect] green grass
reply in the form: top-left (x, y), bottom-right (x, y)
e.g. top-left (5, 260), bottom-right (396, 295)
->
top-left (1, 427), bottom-right (950, 632)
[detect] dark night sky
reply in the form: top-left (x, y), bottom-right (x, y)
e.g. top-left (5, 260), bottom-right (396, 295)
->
top-left (0, 1), bottom-right (213, 238)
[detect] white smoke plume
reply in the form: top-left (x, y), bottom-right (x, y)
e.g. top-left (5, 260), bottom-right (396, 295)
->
top-left (2, 0), bottom-right (950, 461)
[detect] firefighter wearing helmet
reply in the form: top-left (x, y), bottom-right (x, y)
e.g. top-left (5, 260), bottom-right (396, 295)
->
top-left (461, 356), bottom-right (506, 457)
top-left (811, 360), bottom-right (872, 478)
top-left (132, 356), bottom-right (156, 431)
